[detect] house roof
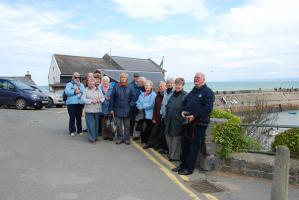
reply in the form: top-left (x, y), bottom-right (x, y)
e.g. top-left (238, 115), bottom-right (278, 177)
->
top-left (101, 69), bottom-right (165, 87)
top-left (0, 76), bottom-right (36, 86)
top-left (109, 55), bottom-right (162, 72)
top-left (54, 54), bottom-right (120, 75)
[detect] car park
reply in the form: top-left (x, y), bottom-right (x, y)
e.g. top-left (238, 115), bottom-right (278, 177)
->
top-left (0, 78), bottom-right (48, 110)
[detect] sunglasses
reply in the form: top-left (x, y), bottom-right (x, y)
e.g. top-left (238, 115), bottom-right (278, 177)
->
top-left (74, 76), bottom-right (80, 79)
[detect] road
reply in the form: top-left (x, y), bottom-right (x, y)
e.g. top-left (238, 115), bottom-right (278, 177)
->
top-left (0, 107), bottom-right (298, 200)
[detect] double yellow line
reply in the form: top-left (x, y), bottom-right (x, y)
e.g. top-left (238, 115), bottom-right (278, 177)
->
top-left (131, 140), bottom-right (219, 200)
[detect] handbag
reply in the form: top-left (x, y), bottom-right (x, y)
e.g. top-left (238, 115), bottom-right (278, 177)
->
top-left (105, 114), bottom-right (117, 134)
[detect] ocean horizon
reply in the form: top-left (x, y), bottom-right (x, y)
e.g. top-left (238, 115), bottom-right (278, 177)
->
top-left (184, 80), bottom-right (299, 92)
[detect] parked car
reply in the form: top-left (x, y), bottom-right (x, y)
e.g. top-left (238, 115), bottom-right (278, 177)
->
top-left (0, 78), bottom-right (49, 110)
top-left (30, 86), bottom-right (65, 108)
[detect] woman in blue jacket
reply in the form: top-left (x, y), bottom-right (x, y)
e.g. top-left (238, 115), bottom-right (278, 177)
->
top-left (136, 80), bottom-right (157, 144)
top-left (65, 72), bottom-right (85, 136)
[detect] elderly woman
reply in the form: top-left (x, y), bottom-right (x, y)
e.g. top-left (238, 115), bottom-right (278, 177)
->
top-left (143, 81), bottom-right (166, 149)
top-left (164, 77), bottom-right (187, 161)
top-left (101, 76), bottom-right (114, 140)
top-left (109, 73), bottom-right (136, 145)
top-left (65, 72), bottom-right (85, 137)
top-left (82, 77), bottom-right (105, 143)
top-left (136, 80), bottom-right (157, 144)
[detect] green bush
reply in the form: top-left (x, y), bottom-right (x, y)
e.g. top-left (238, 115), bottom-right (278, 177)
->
top-left (272, 128), bottom-right (299, 159)
top-left (211, 109), bottom-right (261, 158)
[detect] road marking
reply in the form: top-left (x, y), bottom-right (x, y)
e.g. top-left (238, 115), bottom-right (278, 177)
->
top-left (132, 140), bottom-right (201, 200)
top-left (149, 148), bottom-right (190, 182)
top-left (203, 193), bottom-right (219, 200)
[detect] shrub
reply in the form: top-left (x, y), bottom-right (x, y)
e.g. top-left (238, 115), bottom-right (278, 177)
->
top-left (211, 109), bottom-right (261, 158)
top-left (272, 128), bottom-right (299, 159)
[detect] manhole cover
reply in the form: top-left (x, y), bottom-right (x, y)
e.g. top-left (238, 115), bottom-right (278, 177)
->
top-left (190, 180), bottom-right (224, 193)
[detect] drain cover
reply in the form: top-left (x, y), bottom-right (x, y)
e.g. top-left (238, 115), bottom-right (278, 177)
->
top-left (190, 180), bottom-right (224, 193)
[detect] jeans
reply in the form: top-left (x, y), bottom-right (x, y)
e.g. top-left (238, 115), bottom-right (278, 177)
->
top-left (181, 124), bottom-right (207, 173)
top-left (85, 112), bottom-right (100, 142)
top-left (115, 117), bottom-right (130, 141)
top-left (67, 104), bottom-right (84, 134)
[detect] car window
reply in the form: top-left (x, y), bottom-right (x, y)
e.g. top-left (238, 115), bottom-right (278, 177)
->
top-left (10, 80), bottom-right (33, 90)
top-left (0, 80), bottom-right (3, 89)
top-left (0, 80), bottom-right (9, 90)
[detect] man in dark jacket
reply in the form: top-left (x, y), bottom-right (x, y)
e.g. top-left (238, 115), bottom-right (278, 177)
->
top-left (110, 73), bottom-right (136, 145)
top-left (129, 73), bottom-right (141, 137)
top-left (172, 72), bottom-right (215, 175)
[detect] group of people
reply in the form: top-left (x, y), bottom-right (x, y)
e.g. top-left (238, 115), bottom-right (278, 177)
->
top-left (65, 70), bottom-right (215, 175)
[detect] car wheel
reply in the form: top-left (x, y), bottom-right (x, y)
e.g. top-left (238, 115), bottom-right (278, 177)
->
top-left (15, 98), bottom-right (27, 110)
top-left (47, 98), bottom-right (53, 108)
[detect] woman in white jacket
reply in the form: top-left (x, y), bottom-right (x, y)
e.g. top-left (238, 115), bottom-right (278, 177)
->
top-left (82, 77), bottom-right (105, 143)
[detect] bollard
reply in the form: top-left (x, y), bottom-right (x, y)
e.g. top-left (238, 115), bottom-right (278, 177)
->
top-left (271, 146), bottom-right (290, 200)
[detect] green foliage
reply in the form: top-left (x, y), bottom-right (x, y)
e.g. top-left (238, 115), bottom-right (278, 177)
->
top-left (272, 128), bottom-right (299, 159)
top-left (211, 109), bottom-right (261, 158)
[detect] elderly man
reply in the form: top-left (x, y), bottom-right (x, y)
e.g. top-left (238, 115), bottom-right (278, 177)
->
top-left (109, 73), bottom-right (136, 145)
top-left (172, 72), bottom-right (215, 175)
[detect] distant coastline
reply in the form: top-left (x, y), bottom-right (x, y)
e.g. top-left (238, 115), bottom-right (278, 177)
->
top-left (184, 80), bottom-right (299, 92)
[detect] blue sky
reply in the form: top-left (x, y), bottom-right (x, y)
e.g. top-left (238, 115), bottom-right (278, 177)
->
top-left (0, 0), bottom-right (299, 85)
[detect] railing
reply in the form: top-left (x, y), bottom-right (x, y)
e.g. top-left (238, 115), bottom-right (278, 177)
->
top-left (241, 123), bottom-right (299, 129)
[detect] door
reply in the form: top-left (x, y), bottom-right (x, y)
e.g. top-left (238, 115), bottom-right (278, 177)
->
top-left (0, 80), bottom-right (18, 105)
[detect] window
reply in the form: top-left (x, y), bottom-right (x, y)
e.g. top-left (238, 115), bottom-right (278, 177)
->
top-left (0, 80), bottom-right (3, 89)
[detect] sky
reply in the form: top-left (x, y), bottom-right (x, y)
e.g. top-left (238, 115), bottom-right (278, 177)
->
top-left (0, 0), bottom-right (299, 85)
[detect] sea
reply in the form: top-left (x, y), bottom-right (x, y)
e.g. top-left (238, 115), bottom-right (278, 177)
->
top-left (184, 80), bottom-right (299, 92)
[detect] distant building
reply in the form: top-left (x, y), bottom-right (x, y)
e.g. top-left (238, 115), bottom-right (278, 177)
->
top-left (0, 71), bottom-right (36, 86)
top-left (48, 54), bottom-right (165, 91)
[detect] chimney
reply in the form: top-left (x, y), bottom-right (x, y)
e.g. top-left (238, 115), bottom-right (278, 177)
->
top-left (25, 71), bottom-right (31, 80)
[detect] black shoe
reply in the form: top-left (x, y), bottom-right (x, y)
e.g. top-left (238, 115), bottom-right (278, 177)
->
top-left (172, 166), bottom-right (183, 172)
top-left (178, 169), bottom-right (192, 176)
top-left (169, 158), bottom-right (180, 162)
top-left (143, 145), bottom-right (151, 149)
top-left (132, 137), bottom-right (140, 141)
top-left (116, 140), bottom-right (124, 145)
top-left (125, 140), bottom-right (130, 145)
top-left (158, 149), bottom-right (168, 154)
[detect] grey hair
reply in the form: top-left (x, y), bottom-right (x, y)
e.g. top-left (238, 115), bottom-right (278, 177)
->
top-left (144, 80), bottom-right (153, 87)
top-left (102, 76), bottom-right (110, 83)
top-left (158, 81), bottom-right (166, 86)
top-left (139, 77), bottom-right (146, 82)
top-left (166, 77), bottom-right (174, 82)
top-left (120, 72), bottom-right (128, 78)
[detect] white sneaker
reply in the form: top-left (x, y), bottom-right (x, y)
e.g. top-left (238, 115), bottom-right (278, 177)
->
top-left (79, 132), bottom-right (84, 135)
top-left (70, 133), bottom-right (75, 137)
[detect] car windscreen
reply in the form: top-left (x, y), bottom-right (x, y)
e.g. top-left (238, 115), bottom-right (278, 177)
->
top-left (11, 80), bottom-right (34, 90)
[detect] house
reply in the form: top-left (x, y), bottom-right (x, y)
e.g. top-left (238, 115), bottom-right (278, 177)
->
top-left (48, 54), bottom-right (165, 91)
top-left (0, 71), bottom-right (36, 86)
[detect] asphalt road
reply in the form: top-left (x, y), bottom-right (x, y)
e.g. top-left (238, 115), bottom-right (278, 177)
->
top-left (0, 107), bottom-right (298, 200)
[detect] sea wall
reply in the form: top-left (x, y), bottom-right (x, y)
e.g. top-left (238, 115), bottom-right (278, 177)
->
top-left (214, 90), bottom-right (299, 113)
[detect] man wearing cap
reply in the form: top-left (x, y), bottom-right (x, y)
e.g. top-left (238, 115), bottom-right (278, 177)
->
top-left (129, 72), bottom-right (141, 137)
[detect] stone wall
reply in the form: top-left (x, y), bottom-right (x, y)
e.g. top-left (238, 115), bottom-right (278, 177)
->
top-left (221, 153), bottom-right (299, 185)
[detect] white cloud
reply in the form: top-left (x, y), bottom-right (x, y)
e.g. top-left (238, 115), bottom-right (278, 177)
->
top-left (112, 0), bottom-right (208, 20)
top-left (1, 0), bottom-right (299, 85)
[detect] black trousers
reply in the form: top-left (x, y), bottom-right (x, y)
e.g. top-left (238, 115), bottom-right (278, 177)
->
top-left (130, 111), bottom-right (137, 136)
top-left (147, 122), bottom-right (168, 151)
top-left (67, 104), bottom-right (84, 134)
top-left (140, 119), bottom-right (153, 144)
top-left (180, 124), bottom-right (207, 173)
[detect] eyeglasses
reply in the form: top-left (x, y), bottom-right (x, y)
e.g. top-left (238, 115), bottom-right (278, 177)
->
top-left (74, 76), bottom-right (80, 79)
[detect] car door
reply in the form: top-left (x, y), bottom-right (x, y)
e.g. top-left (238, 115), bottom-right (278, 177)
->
top-left (0, 80), bottom-right (18, 105)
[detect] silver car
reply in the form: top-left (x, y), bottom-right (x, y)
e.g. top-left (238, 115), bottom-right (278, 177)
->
top-left (31, 86), bottom-right (65, 108)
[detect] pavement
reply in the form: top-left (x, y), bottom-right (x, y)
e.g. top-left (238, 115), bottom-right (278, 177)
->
top-left (0, 107), bottom-right (298, 200)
